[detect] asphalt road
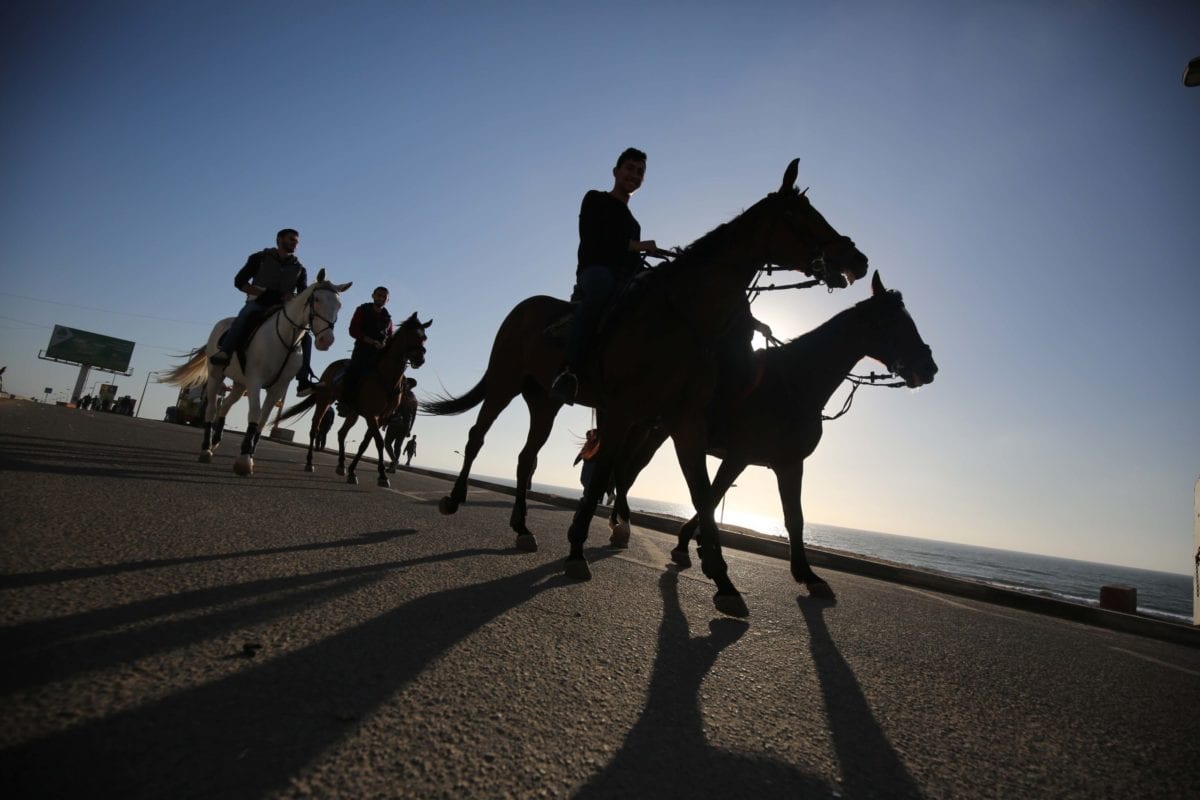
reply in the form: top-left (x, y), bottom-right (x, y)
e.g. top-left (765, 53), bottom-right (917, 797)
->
top-left (2, 401), bottom-right (1198, 799)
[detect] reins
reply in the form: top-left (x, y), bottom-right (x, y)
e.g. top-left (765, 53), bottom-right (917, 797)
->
top-left (261, 285), bottom-right (336, 389)
top-left (822, 370), bottom-right (907, 421)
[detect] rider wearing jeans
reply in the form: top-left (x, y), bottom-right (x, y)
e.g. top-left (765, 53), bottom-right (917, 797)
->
top-left (552, 148), bottom-right (661, 405)
top-left (209, 228), bottom-right (322, 396)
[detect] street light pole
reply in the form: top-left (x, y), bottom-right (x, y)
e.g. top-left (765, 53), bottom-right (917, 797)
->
top-left (137, 370), bottom-right (160, 419)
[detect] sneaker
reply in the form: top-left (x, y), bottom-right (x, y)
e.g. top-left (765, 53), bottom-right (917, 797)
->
top-left (551, 369), bottom-right (578, 406)
top-left (209, 351), bottom-right (231, 367)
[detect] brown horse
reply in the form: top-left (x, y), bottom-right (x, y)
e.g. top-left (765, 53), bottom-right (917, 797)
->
top-left (423, 159), bottom-right (867, 617)
top-left (385, 377), bottom-right (418, 473)
top-left (606, 271), bottom-right (937, 598)
top-left (278, 312), bottom-right (431, 487)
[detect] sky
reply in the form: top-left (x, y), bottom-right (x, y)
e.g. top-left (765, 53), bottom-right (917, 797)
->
top-left (1, 1), bottom-right (1197, 575)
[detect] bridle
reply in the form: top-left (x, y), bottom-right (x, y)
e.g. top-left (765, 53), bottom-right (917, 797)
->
top-left (758, 189), bottom-right (859, 289)
top-left (280, 282), bottom-right (338, 345)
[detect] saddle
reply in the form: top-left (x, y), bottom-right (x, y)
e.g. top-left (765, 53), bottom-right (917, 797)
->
top-left (220, 303), bottom-right (296, 373)
top-left (543, 270), bottom-right (656, 348)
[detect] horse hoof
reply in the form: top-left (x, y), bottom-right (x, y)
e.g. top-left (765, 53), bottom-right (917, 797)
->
top-left (807, 580), bottom-right (835, 599)
top-left (233, 456), bottom-right (253, 476)
top-left (347, 474), bottom-right (358, 485)
top-left (713, 591), bottom-right (749, 618)
top-left (377, 477), bottom-right (390, 488)
top-left (564, 558), bottom-right (592, 581)
top-left (608, 519), bottom-right (631, 548)
top-left (388, 465), bottom-right (397, 474)
top-left (670, 547), bottom-right (692, 568)
top-left (198, 451), bottom-right (213, 464)
top-left (304, 464), bottom-right (315, 473)
top-left (335, 465), bottom-right (346, 476)
top-left (514, 534), bottom-right (538, 552)
top-left (438, 496), bottom-right (458, 515)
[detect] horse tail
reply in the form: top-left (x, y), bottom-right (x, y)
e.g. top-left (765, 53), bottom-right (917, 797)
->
top-left (420, 378), bottom-right (486, 416)
top-left (278, 396), bottom-right (317, 423)
top-left (160, 346), bottom-right (209, 388)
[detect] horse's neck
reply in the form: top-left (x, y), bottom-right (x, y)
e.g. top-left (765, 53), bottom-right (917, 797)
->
top-left (674, 209), bottom-right (775, 332)
top-left (277, 288), bottom-right (314, 344)
top-left (777, 306), bottom-right (868, 405)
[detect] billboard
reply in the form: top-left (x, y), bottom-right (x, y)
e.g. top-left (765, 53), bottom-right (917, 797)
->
top-left (45, 325), bottom-right (135, 372)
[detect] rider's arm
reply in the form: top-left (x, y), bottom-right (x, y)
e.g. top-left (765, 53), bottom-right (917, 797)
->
top-left (294, 266), bottom-right (308, 294)
top-left (234, 253), bottom-right (264, 298)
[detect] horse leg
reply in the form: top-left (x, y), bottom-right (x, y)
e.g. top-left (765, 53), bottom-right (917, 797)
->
top-left (509, 389), bottom-right (558, 551)
top-left (335, 415), bottom-right (355, 476)
top-left (668, 415), bottom-right (747, 617)
top-left (369, 423), bottom-right (390, 488)
top-left (608, 423), bottom-right (668, 548)
top-left (673, 458), bottom-right (747, 569)
top-left (211, 386), bottom-right (242, 451)
top-left (440, 391), bottom-right (516, 515)
top-left (776, 461), bottom-right (831, 598)
top-left (345, 421), bottom-right (374, 485)
top-left (234, 388), bottom-right (263, 476)
top-left (564, 414), bottom-right (632, 580)
top-left (304, 402), bottom-right (325, 473)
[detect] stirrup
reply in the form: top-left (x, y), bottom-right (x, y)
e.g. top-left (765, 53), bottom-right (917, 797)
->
top-left (551, 370), bottom-right (578, 406)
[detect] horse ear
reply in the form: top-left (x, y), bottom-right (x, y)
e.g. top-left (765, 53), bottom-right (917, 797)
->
top-left (316, 267), bottom-right (326, 283)
top-left (335, 281), bottom-right (352, 293)
top-left (871, 271), bottom-right (885, 296)
top-left (422, 318), bottom-right (433, 329)
top-left (780, 158), bottom-right (799, 193)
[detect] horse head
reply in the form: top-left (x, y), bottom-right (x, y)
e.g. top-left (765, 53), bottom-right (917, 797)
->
top-left (389, 312), bottom-right (433, 368)
top-left (307, 269), bottom-right (352, 352)
top-left (760, 158), bottom-right (869, 288)
top-left (857, 271), bottom-right (937, 388)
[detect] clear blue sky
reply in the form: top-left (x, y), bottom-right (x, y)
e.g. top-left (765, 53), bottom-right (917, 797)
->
top-left (2, 1), bottom-right (1197, 574)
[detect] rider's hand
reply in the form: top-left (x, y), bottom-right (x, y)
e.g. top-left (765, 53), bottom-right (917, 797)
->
top-left (374, 339), bottom-right (385, 350)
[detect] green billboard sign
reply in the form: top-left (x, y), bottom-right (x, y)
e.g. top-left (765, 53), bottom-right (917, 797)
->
top-left (45, 325), bottom-right (136, 372)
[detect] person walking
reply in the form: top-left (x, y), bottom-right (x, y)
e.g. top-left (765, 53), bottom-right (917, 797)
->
top-left (403, 435), bottom-right (417, 466)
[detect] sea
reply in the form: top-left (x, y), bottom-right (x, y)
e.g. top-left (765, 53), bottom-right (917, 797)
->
top-left (507, 478), bottom-right (1195, 625)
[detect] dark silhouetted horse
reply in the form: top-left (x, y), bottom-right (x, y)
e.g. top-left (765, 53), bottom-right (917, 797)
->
top-left (423, 159), bottom-right (867, 616)
top-left (607, 271), bottom-right (937, 599)
top-left (279, 313), bottom-right (431, 487)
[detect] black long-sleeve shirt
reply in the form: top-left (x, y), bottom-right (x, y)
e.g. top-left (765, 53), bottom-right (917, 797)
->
top-left (576, 190), bottom-right (641, 281)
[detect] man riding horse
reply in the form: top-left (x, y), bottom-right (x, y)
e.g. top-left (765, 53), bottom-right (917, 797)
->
top-left (342, 286), bottom-right (394, 408)
top-left (208, 228), bottom-right (323, 396)
top-left (552, 147), bottom-right (667, 405)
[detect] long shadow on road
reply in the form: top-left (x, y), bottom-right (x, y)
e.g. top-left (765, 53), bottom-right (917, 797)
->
top-left (575, 570), bottom-right (833, 799)
top-left (0, 529), bottom-right (415, 589)
top-left (0, 547), bottom-right (617, 799)
top-left (798, 596), bottom-right (922, 798)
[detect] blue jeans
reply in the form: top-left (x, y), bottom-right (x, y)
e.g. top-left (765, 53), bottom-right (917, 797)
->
top-left (565, 265), bottom-right (617, 369)
top-left (221, 299), bottom-right (313, 379)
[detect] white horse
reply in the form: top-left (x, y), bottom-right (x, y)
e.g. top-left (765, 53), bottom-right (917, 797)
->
top-left (162, 268), bottom-right (352, 475)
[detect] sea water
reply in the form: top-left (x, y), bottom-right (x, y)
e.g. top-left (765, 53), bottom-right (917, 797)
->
top-left (517, 478), bottom-right (1192, 624)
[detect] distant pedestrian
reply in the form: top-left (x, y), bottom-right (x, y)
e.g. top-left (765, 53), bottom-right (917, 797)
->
top-left (315, 406), bottom-right (335, 451)
top-left (403, 435), bottom-right (417, 466)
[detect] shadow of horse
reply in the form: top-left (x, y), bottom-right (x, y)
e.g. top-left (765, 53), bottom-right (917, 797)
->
top-left (797, 596), bottom-right (922, 798)
top-left (0, 547), bottom-right (618, 798)
top-left (576, 570), bottom-right (833, 798)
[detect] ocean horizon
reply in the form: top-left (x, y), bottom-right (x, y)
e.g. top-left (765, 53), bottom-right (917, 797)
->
top-left (472, 475), bottom-right (1195, 624)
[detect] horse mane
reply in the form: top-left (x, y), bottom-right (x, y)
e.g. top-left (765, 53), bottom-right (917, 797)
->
top-left (766, 289), bottom-right (906, 370)
top-left (659, 193), bottom-right (778, 278)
